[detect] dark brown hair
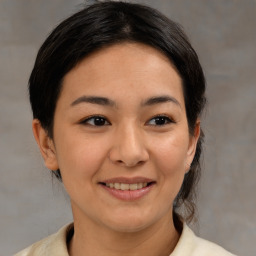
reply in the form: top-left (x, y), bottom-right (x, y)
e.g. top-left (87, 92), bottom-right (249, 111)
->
top-left (29, 1), bottom-right (206, 226)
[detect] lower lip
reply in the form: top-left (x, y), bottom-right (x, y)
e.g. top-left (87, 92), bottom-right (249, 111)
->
top-left (100, 184), bottom-right (154, 201)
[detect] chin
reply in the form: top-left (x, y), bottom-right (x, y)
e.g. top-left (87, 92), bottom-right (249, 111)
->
top-left (108, 221), bottom-right (150, 233)
top-left (102, 211), bottom-right (156, 233)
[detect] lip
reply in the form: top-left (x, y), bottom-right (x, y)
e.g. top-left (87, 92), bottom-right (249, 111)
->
top-left (98, 176), bottom-right (156, 201)
top-left (100, 176), bottom-right (155, 184)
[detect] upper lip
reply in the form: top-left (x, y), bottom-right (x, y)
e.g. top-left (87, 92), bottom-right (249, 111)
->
top-left (99, 177), bottom-right (155, 184)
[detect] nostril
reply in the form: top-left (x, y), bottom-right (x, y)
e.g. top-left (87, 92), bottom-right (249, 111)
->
top-left (108, 146), bottom-right (149, 167)
top-left (113, 159), bottom-right (145, 167)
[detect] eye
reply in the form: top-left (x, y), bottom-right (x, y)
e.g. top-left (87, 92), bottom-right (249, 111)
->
top-left (81, 116), bottom-right (110, 126)
top-left (147, 115), bottom-right (174, 126)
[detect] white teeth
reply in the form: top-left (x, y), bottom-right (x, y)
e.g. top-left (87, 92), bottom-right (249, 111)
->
top-left (137, 183), bottom-right (143, 189)
top-left (129, 184), bottom-right (138, 190)
top-left (105, 182), bottom-right (148, 190)
top-left (114, 183), bottom-right (120, 189)
top-left (120, 183), bottom-right (129, 190)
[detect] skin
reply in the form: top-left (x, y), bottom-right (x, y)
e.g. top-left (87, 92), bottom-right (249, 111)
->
top-left (33, 43), bottom-right (200, 256)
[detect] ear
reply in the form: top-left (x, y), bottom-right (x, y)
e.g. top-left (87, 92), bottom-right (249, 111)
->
top-left (32, 119), bottom-right (59, 171)
top-left (185, 119), bottom-right (201, 172)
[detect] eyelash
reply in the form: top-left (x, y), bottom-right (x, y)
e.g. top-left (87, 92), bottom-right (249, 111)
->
top-left (80, 115), bottom-right (111, 126)
top-left (146, 115), bottom-right (174, 126)
top-left (80, 115), bottom-right (174, 127)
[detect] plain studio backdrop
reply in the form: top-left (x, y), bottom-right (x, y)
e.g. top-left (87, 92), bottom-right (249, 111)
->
top-left (0, 1), bottom-right (255, 255)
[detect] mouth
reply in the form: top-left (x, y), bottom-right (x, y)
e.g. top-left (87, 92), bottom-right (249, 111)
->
top-left (100, 181), bottom-right (155, 191)
top-left (98, 178), bottom-right (156, 201)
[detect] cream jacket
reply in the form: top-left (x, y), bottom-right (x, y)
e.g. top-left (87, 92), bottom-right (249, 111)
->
top-left (15, 223), bottom-right (236, 256)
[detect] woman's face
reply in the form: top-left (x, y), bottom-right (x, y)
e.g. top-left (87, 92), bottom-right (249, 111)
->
top-left (37, 43), bottom-right (199, 232)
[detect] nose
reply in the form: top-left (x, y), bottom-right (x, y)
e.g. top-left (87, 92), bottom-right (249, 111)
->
top-left (108, 123), bottom-right (149, 167)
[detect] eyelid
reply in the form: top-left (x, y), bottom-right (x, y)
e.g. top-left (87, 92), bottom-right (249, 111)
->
top-left (78, 114), bottom-right (175, 126)
top-left (79, 115), bottom-right (111, 126)
top-left (146, 114), bottom-right (175, 126)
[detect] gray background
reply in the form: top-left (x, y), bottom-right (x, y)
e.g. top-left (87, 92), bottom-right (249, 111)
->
top-left (0, 0), bottom-right (255, 255)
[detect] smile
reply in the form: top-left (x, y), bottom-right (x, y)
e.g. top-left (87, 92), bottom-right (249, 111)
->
top-left (105, 182), bottom-right (148, 190)
top-left (99, 178), bottom-right (156, 201)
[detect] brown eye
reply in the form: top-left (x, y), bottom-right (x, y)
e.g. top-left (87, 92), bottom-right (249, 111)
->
top-left (147, 115), bottom-right (173, 126)
top-left (81, 116), bottom-right (110, 126)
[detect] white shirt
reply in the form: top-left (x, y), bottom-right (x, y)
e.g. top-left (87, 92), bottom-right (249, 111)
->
top-left (15, 223), bottom-right (237, 256)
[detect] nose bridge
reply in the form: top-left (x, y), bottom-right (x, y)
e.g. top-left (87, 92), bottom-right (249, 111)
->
top-left (109, 120), bottom-right (148, 167)
top-left (121, 121), bottom-right (142, 152)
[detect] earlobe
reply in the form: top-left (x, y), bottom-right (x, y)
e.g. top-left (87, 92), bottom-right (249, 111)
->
top-left (186, 119), bottom-right (201, 171)
top-left (32, 119), bottom-right (59, 171)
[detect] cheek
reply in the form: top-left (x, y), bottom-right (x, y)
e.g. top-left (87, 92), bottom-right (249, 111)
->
top-left (152, 135), bottom-right (189, 196)
top-left (55, 133), bottom-right (108, 182)
top-left (153, 135), bottom-right (188, 173)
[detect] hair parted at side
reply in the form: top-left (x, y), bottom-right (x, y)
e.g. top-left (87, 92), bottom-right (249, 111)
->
top-left (29, 0), bottom-right (206, 225)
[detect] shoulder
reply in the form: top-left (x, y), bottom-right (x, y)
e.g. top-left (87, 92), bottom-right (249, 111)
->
top-left (192, 234), bottom-right (236, 256)
top-left (171, 224), bottom-right (237, 256)
top-left (14, 223), bottom-right (73, 256)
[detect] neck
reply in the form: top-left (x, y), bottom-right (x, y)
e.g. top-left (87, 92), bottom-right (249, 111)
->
top-left (68, 210), bottom-right (180, 256)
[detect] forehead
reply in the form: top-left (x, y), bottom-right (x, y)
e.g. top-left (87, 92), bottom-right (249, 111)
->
top-left (60, 42), bottom-right (184, 106)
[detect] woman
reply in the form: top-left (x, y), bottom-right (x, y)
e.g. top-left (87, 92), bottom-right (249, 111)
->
top-left (16, 1), bottom-right (236, 255)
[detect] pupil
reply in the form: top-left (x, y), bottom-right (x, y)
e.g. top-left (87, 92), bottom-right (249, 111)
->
top-left (95, 117), bottom-right (105, 126)
top-left (155, 117), bottom-right (165, 125)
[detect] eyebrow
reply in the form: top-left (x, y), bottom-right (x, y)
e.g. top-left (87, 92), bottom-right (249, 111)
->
top-left (71, 96), bottom-right (116, 107)
top-left (70, 95), bottom-right (181, 108)
top-left (141, 95), bottom-right (181, 108)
